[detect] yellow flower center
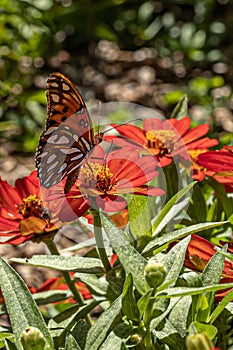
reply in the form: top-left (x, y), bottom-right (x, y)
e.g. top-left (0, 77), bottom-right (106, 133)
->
top-left (17, 194), bottom-right (51, 226)
top-left (145, 129), bottom-right (176, 156)
top-left (188, 149), bottom-right (207, 162)
top-left (79, 162), bottom-right (118, 194)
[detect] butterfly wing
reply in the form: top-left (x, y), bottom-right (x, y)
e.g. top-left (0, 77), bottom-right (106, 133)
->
top-left (36, 72), bottom-right (95, 193)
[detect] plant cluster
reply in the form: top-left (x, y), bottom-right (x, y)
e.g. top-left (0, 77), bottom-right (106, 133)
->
top-left (0, 96), bottom-right (233, 350)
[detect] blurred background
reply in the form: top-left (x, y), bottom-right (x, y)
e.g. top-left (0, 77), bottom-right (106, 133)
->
top-left (0, 0), bottom-right (233, 167)
top-left (0, 0), bottom-right (233, 290)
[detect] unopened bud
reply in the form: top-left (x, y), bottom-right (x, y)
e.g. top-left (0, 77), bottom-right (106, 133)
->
top-left (186, 333), bottom-right (214, 350)
top-left (144, 257), bottom-right (166, 289)
top-left (128, 333), bottom-right (142, 345)
top-left (20, 326), bottom-right (46, 350)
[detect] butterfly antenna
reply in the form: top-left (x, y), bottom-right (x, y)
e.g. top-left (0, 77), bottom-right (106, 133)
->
top-left (103, 118), bottom-right (142, 135)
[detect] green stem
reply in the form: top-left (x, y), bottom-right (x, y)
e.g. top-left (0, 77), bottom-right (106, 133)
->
top-left (46, 239), bottom-right (92, 327)
top-left (92, 210), bottom-right (111, 273)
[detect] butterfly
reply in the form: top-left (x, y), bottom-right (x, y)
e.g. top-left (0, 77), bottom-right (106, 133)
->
top-left (36, 72), bottom-right (103, 194)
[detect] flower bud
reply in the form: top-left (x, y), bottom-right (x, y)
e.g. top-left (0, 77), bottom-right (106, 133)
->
top-left (20, 326), bottom-right (46, 350)
top-left (186, 333), bottom-right (214, 350)
top-left (144, 257), bottom-right (166, 289)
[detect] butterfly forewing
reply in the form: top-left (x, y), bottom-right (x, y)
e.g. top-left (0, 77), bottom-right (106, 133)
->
top-left (36, 72), bottom-right (98, 193)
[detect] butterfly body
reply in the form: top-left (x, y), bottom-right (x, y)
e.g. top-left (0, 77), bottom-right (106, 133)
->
top-left (36, 72), bottom-right (103, 193)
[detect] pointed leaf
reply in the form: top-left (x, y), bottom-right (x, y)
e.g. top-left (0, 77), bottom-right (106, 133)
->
top-left (170, 94), bottom-right (188, 119)
top-left (143, 221), bottom-right (225, 255)
top-left (208, 288), bottom-right (233, 324)
top-left (153, 319), bottom-right (186, 350)
top-left (62, 238), bottom-right (96, 252)
top-left (128, 194), bottom-right (152, 242)
top-left (84, 296), bottom-right (122, 350)
top-left (11, 256), bottom-right (104, 274)
top-left (4, 339), bottom-right (17, 350)
top-left (65, 333), bottom-right (81, 350)
top-left (190, 321), bottom-right (217, 340)
top-left (122, 274), bottom-right (139, 321)
top-left (168, 296), bottom-right (192, 337)
top-left (0, 257), bottom-right (53, 350)
top-left (137, 290), bottom-right (153, 320)
top-left (156, 283), bottom-right (233, 298)
top-left (152, 182), bottom-right (196, 236)
top-left (159, 235), bottom-right (191, 290)
top-left (101, 213), bottom-right (150, 295)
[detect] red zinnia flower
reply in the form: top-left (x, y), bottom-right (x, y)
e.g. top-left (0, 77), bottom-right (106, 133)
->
top-left (106, 117), bottom-right (218, 170)
top-left (58, 146), bottom-right (164, 221)
top-left (0, 171), bottom-right (62, 245)
top-left (197, 146), bottom-right (233, 189)
top-left (178, 234), bottom-right (233, 302)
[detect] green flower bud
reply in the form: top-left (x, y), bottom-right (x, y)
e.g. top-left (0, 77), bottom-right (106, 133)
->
top-left (186, 333), bottom-right (214, 350)
top-left (128, 333), bottom-right (142, 345)
top-left (20, 326), bottom-right (46, 350)
top-left (144, 257), bottom-right (166, 289)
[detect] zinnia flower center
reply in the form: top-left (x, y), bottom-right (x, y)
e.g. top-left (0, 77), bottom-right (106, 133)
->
top-left (145, 129), bottom-right (176, 156)
top-left (79, 163), bottom-right (118, 194)
top-left (17, 194), bottom-right (51, 225)
top-left (189, 149), bottom-right (207, 162)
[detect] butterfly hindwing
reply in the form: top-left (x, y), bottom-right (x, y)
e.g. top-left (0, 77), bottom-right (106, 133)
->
top-left (36, 72), bottom-right (97, 193)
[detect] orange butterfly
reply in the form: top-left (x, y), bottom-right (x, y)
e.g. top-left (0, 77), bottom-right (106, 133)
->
top-left (36, 72), bottom-right (103, 193)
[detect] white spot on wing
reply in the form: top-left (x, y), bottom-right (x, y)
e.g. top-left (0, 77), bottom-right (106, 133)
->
top-left (51, 94), bottom-right (60, 103)
top-left (47, 161), bottom-right (58, 172)
top-left (47, 154), bottom-right (57, 164)
top-left (80, 136), bottom-right (91, 151)
top-left (58, 163), bottom-right (67, 174)
top-left (60, 148), bottom-right (80, 155)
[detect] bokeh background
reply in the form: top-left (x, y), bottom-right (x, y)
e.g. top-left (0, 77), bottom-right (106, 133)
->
top-left (1, 0), bottom-right (233, 159)
top-left (0, 0), bottom-right (233, 293)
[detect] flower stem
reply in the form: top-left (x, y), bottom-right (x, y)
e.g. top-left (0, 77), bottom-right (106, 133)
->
top-left (92, 210), bottom-right (111, 273)
top-left (45, 239), bottom-right (92, 327)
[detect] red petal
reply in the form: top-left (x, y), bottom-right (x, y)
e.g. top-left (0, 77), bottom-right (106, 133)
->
top-left (169, 117), bottom-right (191, 136)
top-left (182, 124), bottom-right (210, 144)
top-left (96, 195), bottom-right (127, 212)
top-left (111, 124), bottom-right (145, 145)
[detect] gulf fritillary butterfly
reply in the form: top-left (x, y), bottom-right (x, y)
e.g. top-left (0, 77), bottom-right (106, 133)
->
top-left (36, 72), bottom-right (103, 194)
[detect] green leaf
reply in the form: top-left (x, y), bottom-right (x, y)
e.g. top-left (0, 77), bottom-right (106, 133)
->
top-left (208, 288), bottom-right (233, 324)
top-left (152, 182), bottom-right (196, 236)
top-left (156, 283), bottom-right (233, 298)
top-left (168, 296), bottom-right (192, 337)
top-left (190, 184), bottom-right (207, 222)
top-left (84, 296), bottom-right (122, 350)
top-left (159, 236), bottom-right (191, 291)
top-left (99, 323), bottom-right (131, 350)
top-left (11, 256), bottom-right (104, 274)
top-left (65, 333), bottom-right (81, 350)
top-left (190, 321), bottom-right (217, 340)
top-left (101, 213), bottom-right (150, 295)
top-left (99, 332), bottom-right (123, 350)
top-left (128, 194), bottom-right (152, 245)
top-left (0, 257), bottom-right (53, 350)
top-left (4, 339), bottom-right (17, 350)
top-left (71, 320), bottom-right (89, 350)
top-left (33, 290), bottom-right (70, 305)
top-left (153, 319), bottom-right (186, 350)
top-left (199, 244), bottom-right (226, 313)
top-left (122, 274), bottom-right (139, 321)
top-left (143, 221), bottom-right (225, 255)
top-left (61, 238), bottom-right (96, 252)
top-left (170, 94), bottom-right (188, 119)
top-left (137, 290), bottom-right (153, 320)
top-left (209, 178), bottom-right (232, 218)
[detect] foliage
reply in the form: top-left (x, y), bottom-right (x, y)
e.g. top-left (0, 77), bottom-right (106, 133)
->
top-left (0, 97), bottom-right (233, 349)
top-left (0, 0), bottom-right (233, 152)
